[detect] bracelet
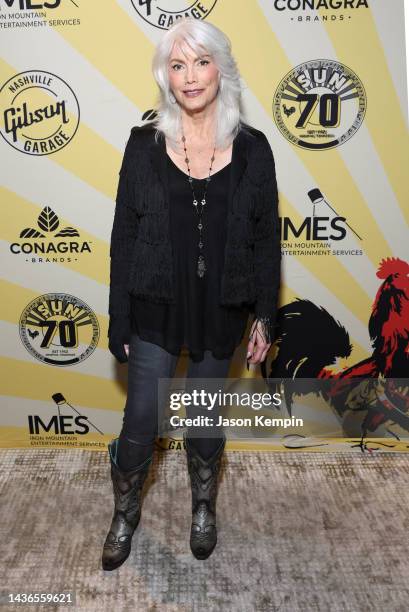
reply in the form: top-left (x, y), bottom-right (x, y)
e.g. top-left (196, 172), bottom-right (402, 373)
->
top-left (249, 316), bottom-right (273, 344)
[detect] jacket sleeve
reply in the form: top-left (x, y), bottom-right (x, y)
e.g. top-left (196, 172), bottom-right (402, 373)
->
top-left (252, 133), bottom-right (281, 344)
top-left (108, 128), bottom-right (139, 362)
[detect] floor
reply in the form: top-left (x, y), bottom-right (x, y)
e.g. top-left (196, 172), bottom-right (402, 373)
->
top-left (0, 446), bottom-right (408, 611)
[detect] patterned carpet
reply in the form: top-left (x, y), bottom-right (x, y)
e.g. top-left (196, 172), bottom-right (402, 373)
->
top-left (0, 446), bottom-right (408, 612)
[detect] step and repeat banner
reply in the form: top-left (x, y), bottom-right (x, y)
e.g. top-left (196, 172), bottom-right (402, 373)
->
top-left (1, 1), bottom-right (408, 452)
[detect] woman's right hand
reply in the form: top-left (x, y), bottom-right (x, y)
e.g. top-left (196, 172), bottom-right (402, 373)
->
top-left (108, 316), bottom-right (131, 364)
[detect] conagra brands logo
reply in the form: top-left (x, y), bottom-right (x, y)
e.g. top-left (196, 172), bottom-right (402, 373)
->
top-left (10, 206), bottom-right (92, 263)
top-left (0, 70), bottom-right (80, 155)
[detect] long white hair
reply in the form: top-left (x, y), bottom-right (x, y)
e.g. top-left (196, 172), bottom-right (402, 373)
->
top-left (151, 17), bottom-right (246, 151)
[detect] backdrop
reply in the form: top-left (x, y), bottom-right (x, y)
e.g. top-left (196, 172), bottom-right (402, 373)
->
top-left (1, 0), bottom-right (408, 452)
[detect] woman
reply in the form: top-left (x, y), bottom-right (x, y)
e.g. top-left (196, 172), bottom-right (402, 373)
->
top-left (102, 17), bottom-right (281, 570)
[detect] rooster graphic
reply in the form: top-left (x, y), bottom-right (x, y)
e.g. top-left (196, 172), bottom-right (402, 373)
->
top-left (282, 104), bottom-right (296, 118)
top-left (263, 258), bottom-right (409, 452)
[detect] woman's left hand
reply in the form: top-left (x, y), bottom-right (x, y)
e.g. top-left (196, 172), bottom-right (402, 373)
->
top-left (246, 319), bottom-right (271, 365)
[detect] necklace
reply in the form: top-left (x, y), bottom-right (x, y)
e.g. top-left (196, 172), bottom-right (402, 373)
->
top-left (181, 132), bottom-right (216, 278)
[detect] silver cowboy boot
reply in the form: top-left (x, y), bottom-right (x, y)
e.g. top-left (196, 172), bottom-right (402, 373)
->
top-left (102, 438), bottom-right (153, 571)
top-left (183, 432), bottom-right (226, 560)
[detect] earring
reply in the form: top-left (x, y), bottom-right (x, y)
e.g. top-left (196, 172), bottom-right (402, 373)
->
top-left (170, 92), bottom-right (177, 104)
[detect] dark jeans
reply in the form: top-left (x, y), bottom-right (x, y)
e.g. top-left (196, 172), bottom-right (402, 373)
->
top-left (117, 332), bottom-right (233, 471)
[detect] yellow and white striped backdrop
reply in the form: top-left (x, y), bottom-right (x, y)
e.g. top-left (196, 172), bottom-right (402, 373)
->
top-left (0, 1), bottom-right (408, 452)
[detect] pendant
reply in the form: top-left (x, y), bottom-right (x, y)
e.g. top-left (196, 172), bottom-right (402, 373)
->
top-left (197, 254), bottom-right (206, 278)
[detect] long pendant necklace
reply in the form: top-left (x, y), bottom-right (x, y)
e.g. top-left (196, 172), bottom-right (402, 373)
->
top-left (181, 133), bottom-right (216, 279)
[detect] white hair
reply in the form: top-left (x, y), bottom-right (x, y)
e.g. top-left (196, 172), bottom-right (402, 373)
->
top-left (151, 17), bottom-right (246, 151)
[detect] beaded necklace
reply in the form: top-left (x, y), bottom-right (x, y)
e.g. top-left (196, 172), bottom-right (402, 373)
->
top-left (181, 132), bottom-right (216, 279)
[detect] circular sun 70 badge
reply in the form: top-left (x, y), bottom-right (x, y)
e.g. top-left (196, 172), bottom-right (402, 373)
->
top-left (273, 59), bottom-right (367, 150)
top-left (19, 293), bottom-right (99, 366)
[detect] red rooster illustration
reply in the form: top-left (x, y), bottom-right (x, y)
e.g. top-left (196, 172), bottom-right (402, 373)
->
top-left (263, 258), bottom-right (409, 451)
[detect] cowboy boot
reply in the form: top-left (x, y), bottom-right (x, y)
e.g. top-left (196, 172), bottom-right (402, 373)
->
top-left (102, 437), bottom-right (153, 571)
top-left (184, 432), bottom-right (226, 560)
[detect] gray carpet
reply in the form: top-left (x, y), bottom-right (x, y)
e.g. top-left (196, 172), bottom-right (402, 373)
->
top-left (0, 447), bottom-right (408, 612)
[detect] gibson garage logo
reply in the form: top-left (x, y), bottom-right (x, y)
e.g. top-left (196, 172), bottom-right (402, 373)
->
top-left (273, 59), bottom-right (366, 150)
top-left (0, 70), bottom-right (80, 155)
top-left (19, 293), bottom-right (99, 366)
top-left (130, 0), bottom-right (218, 29)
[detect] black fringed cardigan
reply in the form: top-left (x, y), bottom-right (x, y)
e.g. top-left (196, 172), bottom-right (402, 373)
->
top-left (108, 121), bottom-right (281, 363)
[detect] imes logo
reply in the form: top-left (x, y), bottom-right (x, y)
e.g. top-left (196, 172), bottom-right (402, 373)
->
top-left (28, 392), bottom-right (104, 437)
top-left (0, 1), bottom-right (62, 7)
top-left (130, 0), bottom-right (218, 29)
top-left (28, 393), bottom-right (105, 447)
top-left (0, 70), bottom-right (80, 155)
top-left (10, 206), bottom-right (92, 262)
top-left (281, 187), bottom-right (363, 257)
top-left (20, 293), bottom-right (99, 366)
top-left (273, 59), bottom-right (366, 149)
top-left (0, 1), bottom-right (81, 28)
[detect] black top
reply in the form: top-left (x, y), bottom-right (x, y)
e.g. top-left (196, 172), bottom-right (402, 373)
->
top-left (130, 153), bottom-right (250, 362)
